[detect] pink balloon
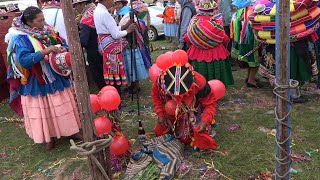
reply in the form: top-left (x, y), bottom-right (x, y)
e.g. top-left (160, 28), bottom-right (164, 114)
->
top-left (165, 99), bottom-right (177, 115)
top-left (99, 90), bottom-right (121, 111)
top-left (208, 80), bottom-right (226, 100)
top-left (149, 64), bottom-right (161, 81)
top-left (94, 116), bottom-right (113, 135)
top-left (173, 49), bottom-right (188, 66)
top-left (90, 94), bottom-right (101, 113)
top-left (156, 53), bottom-right (173, 70)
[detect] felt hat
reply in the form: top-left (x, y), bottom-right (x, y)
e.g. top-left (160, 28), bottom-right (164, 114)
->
top-left (48, 52), bottom-right (72, 76)
top-left (197, 0), bottom-right (217, 11)
top-left (114, 0), bottom-right (128, 3)
top-left (72, 0), bottom-right (89, 4)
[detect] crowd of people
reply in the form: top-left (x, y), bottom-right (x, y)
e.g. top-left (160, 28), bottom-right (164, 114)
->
top-left (3, 1), bottom-right (320, 176)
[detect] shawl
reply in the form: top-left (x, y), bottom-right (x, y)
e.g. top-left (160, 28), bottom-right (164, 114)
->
top-left (80, 3), bottom-right (96, 28)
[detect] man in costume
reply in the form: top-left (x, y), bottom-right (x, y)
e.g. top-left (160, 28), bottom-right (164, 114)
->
top-left (151, 61), bottom-right (217, 151)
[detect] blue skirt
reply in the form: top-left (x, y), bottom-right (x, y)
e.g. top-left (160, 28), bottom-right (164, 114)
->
top-left (123, 48), bottom-right (149, 83)
top-left (164, 23), bottom-right (178, 37)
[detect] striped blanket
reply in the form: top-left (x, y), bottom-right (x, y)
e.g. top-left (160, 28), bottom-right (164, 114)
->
top-left (125, 134), bottom-right (184, 180)
top-left (248, 0), bottom-right (320, 44)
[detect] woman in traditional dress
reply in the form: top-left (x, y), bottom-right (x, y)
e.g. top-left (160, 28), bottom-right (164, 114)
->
top-left (163, 0), bottom-right (178, 42)
top-left (230, 0), bottom-right (262, 88)
top-left (94, 0), bottom-right (136, 92)
top-left (184, 0), bottom-right (234, 86)
top-left (116, 1), bottom-right (152, 93)
top-left (5, 7), bottom-right (81, 150)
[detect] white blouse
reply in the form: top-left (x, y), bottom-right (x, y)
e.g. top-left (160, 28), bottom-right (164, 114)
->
top-left (94, 3), bottom-right (127, 39)
top-left (43, 8), bottom-right (68, 44)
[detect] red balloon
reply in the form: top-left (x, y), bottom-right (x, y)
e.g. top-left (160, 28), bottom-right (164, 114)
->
top-left (94, 116), bottom-right (113, 135)
top-left (90, 94), bottom-right (101, 113)
top-left (156, 53), bottom-right (173, 70)
top-left (99, 90), bottom-right (121, 111)
top-left (100, 86), bottom-right (118, 94)
top-left (173, 49), bottom-right (188, 66)
top-left (165, 99), bottom-right (178, 115)
top-left (149, 64), bottom-right (161, 81)
top-left (208, 80), bottom-right (226, 100)
top-left (110, 135), bottom-right (129, 155)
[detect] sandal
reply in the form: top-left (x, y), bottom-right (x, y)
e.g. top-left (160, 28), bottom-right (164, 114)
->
top-left (245, 78), bottom-right (260, 83)
top-left (247, 82), bottom-right (264, 88)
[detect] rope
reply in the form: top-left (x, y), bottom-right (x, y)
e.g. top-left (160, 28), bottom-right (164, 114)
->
top-left (273, 79), bottom-right (299, 178)
top-left (70, 136), bottom-right (113, 180)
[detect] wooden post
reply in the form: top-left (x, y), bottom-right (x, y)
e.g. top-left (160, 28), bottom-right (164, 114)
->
top-left (275, 0), bottom-right (291, 179)
top-left (60, 1), bottom-right (108, 179)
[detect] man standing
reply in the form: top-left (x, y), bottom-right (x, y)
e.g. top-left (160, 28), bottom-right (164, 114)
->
top-left (218, 0), bottom-right (232, 50)
top-left (73, 0), bottom-right (107, 90)
top-left (177, 0), bottom-right (196, 50)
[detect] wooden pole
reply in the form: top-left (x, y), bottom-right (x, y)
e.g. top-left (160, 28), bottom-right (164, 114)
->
top-left (60, 1), bottom-right (108, 179)
top-left (275, 0), bottom-right (291, 179)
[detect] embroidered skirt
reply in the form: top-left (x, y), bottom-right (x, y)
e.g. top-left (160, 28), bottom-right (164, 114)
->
top-left (259, 42), bottom-right (320, 86)
top-left (123, 48), bottom-right (150, 83)
top-left (21, 88), bottom-right (81, 143)
top-left (164, 23), bottom-right (178, 37)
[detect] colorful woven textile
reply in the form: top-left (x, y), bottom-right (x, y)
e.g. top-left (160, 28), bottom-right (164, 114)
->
top-left (80, 3), bottom-right (96, 28)
top-left (249, 0), bottom-right (320, 44)
top-left (186, 14), bottom-right (226, 50)
top-left (124, 134), bottom-right (184, 180)
top-left (97, 34), bottom-right (128, 85)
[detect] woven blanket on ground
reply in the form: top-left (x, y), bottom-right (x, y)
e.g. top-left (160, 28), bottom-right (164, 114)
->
top-left (248, 0), bottom-right (320, 44)
top-left (125, 134), bottom-right (184, 180)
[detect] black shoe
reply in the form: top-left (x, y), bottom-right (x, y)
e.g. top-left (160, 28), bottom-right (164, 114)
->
top-left (292, 96), bottom-right (308, 103)
top-left (245, 78), bottom-right (261, 83)
top-left (247, 82), bottom-right (264, 88)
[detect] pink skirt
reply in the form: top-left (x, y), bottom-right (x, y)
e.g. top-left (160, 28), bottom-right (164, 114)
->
top-left (187, 44), bottom-right (230, 62)
top-left (21, 88), bottom-right (81, 143)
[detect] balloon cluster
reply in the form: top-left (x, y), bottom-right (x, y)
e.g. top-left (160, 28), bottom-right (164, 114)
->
top-left (149, 49), bottom-right (189, 81)
top-left (89, 86), bottom-right (129, 155)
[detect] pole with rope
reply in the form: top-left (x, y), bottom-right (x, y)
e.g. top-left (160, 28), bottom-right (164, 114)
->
top-left (275, 0), bottom-right (291, 179)
top-left (60, 1), bottom-right (110, 179)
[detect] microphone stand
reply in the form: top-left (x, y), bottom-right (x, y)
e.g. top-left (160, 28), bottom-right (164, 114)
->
top-left (129, 5), bottom-right (141, 116)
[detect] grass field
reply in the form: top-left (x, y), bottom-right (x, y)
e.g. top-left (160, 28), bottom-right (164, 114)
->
top-left (0, 38), bottom-right (319, 179)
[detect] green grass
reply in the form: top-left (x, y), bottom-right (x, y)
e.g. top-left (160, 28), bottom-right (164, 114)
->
top-left (0, 38), bottom-right (320, 179)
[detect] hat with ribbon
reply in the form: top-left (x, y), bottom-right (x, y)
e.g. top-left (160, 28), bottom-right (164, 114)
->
top-left (48, 52), bottom-right (72, 76)
top-left (197, 0), bottom-right (217, 11)
top-left (72, 0), bottom-right (89, 4)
